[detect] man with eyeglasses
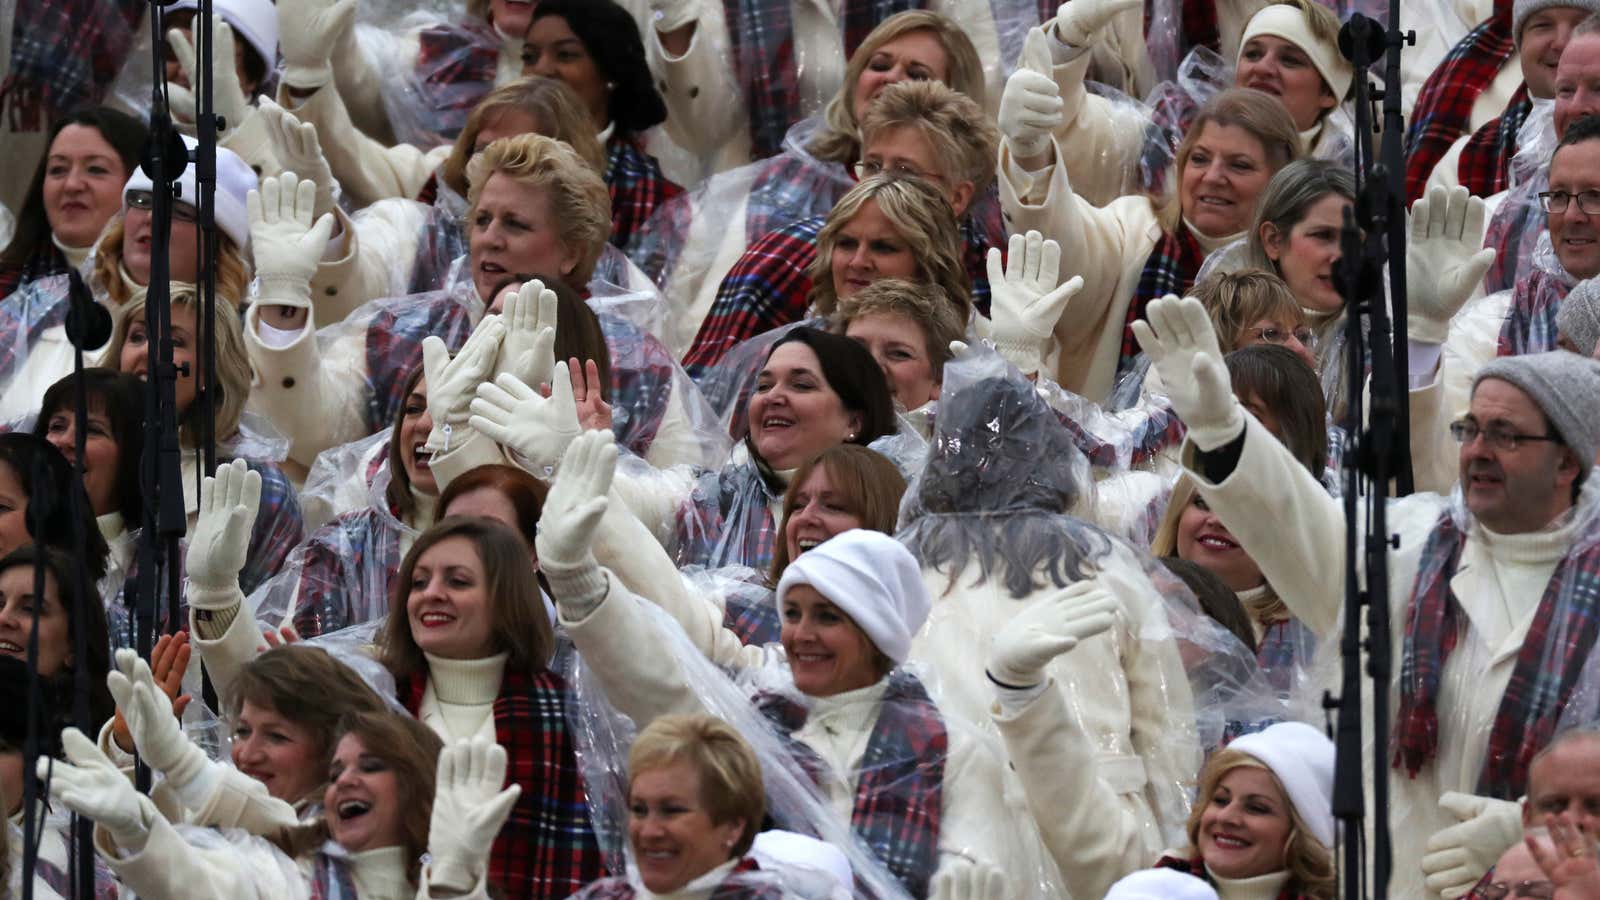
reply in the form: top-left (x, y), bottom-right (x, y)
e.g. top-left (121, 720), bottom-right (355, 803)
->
top-left (1135, 293), bottom-right (1600, 897)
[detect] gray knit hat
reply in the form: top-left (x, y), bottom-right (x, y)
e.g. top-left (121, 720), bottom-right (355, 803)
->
top-left (1473, 351), bottom-right (1600, 465)
top-left (1514, 0), bottom-right (1600, 45)
top-left (1559, 277), bottom-right (1600, 356)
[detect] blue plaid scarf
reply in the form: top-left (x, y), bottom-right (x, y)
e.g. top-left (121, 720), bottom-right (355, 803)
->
top-left (1497, 265), bottom-right (1572, 358)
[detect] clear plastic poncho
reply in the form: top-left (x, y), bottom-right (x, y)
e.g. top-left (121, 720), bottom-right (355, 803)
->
top-left (1482, 99), bottom-right (1556, 295)
top-left (368, 10), bottom-right (502, 149)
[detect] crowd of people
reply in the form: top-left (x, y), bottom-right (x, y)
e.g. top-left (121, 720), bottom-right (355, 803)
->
top-left (7, 0), bottom-right (1600, 894)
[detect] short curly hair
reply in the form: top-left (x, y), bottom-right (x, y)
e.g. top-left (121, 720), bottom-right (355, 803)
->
top-left (466, 133), bottom-right (612, 284)
top-left (628, 714), bottom-right (766, 858)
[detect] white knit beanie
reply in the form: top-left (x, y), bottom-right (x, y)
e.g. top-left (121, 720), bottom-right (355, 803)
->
top-left (121, 134), bottom-right (257, 252)
top-left (1474, 350), bottom-right (1600, 467)
top-left (1239, 3), bottom-right (1355, 102)
top-left (774, 529), bottom-right (931, 664)
top-left (1105, 869), bottom-right (1220, 900)
top-left (170, 0), bottom-right (279, 74)
top-left (1227, 722), bottom-right (1336, 849)
top-left (1558, 277), bottom-right (1600, 356)
top-left (1514, 0), bottom-right (1600, 45)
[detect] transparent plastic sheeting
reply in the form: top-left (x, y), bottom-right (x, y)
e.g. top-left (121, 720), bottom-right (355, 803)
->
top-left (5, 805), bottom-right (124, 900)
top-left (0, 273), bottom-right (106, 423)
top-left (299, 618), bottom-right (408, 716)
top-left (298, 430), bottom-right (391, 532)
top-left (1483, 100), bottom-right (1556, 295)
top-left (368, 11), bottom-right (500, 150)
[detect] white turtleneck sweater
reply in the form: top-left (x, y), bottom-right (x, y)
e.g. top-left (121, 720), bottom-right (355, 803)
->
top-left (794, 680), bottom-right (890, 822)
top-left (51, 233), bottom-right (91, 271)
top-left (1210, 866), bottom-right (1293, 900)
top-left (346, 845), bottom-right (415, 900)
top-left (418, 651), bottom-right (508, 742)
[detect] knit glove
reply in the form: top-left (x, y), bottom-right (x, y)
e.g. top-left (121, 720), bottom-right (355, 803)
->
top-left (998, 30), bottom-right (1063, 161)
top-left (469, 363), bottom-right (584, 473)
top-left (648, 0), bottom-right (700, 34)
top-left (986, 230), bottom-right (1082, 376)
top-left (42, 729), bottom-right (159, 851)
top-left (426, 738), bottom-right (522, 893)
top-left (988, 580), bottom-right (1118, 688)
top-left (257, 98), bottom-right (341, 222)
top-left (1406, 185), bottom-right (1495, 344)
top-left (534, 430), bottom-right (617, 618)
top-left (166, 18), bottom-right (251, 137)
top-left (494, 278), bottom-right (558, 390)
top-left (249, 173), bottom-right (336, 310)
top-left (422, 317), bottom-right (505, 454)
top-left (1053, 0), bottom-right (1143, 47)
top-left (105, 649), bottom-right (223, 812)
top-left (277, 0), bottom-right (357, 90)
top-left (1132, 294), bottom-right (1245, 451)
top-left (1422, 792), bottom-right (1525, 898)
top-left (931, 862), bottom-right (1011, 900)
top-left (186, 458), bottom-right (261, 609)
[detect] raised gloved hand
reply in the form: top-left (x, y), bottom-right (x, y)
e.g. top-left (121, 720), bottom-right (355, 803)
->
top-left (42, 728), bottom-right (159, 850)
top-left (426, 738), bottom-right (522, 893)
top-left (258, 98), bottom-right (342, 222)
top-left (1406, 185), bottom-right (1495, 344)
top-left (469, 362), bottom-right (583, 472)
top-left (1053, 0), bottom-right (1144, 47)
top-left (1131, 295), bottom-right (1244, 450)
top-left (998, 29), bottom-right (1062, 162)
top-left (249, 173), bottom-right (337, 310)
top-left (495, 279), bottom-right (558, 390)
top-left (186, 458), bottom-right (262, 604)
top-left (104, 648), bottom-right (225, 811)
top-left (110, 632), bottom-right (191, 753)
top-left (987, 230), bottom-right (1082, 376)
top-left (1422, 792), bottom-right (1525, 898)
top-left (930, 862), bottom-right (1012, 900)
top-left (534, 430), bottom-right (617, 618)
top-left (276, 0), bottom-right (357, 90)
top-left (988, 579), bottom-right (1118, 688)
top-left (648, 0), bottom-right (700, 34)
top-left (422, 317), bottom-right (506, 455)
top-left (166, 17), bottom-right (251, 135)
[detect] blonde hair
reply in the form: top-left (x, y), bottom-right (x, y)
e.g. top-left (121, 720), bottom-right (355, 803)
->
top-left (807, 175), bottom-right (970, 320)
top-left (441, 77), bottom-right (607, 196)
top-left (628, 714), bottom-right (766, 858)
top-left (1186, 267), bottom-right (1307, 350)
top-left (92, 220), bottom-right (249, 308)
top-left (465, 133), bottom-right (611, 285)
top-left (106, 286), bottom-right (251, 445)
top-left (1186, 749), bottom-right (1335, 898)
top-left (1164, 89), bottom-right (1303, 232)
top-left (807, 11), bottom-right (985, 165)
top-left (832, 277), bottom-right (965, 378)
top-left (859, 79), bottom-right (998, 194)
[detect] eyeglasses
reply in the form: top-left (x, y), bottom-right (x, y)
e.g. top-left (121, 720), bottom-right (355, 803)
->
top-left (125, 189), bottom-right (198, 224)
top-left (854, 160), bottom-right (943, 183)
top-left (1480, 881), bottom-right (1555, 899)
top-left (1448, 418), bottom-right (1562, 452)
top-left (1537, 190), bottom-right (1600, 215)
top-left (1247, 324), bottom-right (1316, 347)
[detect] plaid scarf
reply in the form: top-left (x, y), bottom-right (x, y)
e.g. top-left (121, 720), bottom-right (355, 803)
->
top-left (606, 135), bottom-right (683, 256)
top-left (1393, 509), bottom-right (1600, 798)
top-left (0, 241), bottom-right (69, 302)
top-left (402, 667), bottom-right (606, 899)
top-left (364, 291), bottom-right (477, 435)
top-left (676, 459), bottom-right (781, 570)
top-left (1153, 856), bottom-right (1307, 898)
top-left (411, 21), bottom-right (501, 143)
top-left (0, 0), bottom-right (141, 134)
top-left (1497, 266), bottom-right (1571, 357)
top-left (1124, 226), bottom-right (1205, 378)
top-left (1455, 86), bottom-right (1532, 198)
top-left (308, 852), bottom-right (360, 900)
top-left (723, 0), bottom-right (924, 159)
top-left (757, 670), bottom-right (946, 897)
top-left (289, 507), bottom-right (406, 638)
top-left (570, 859), bottom-right (782, 899)
top-left (0, 270), bottom-right (71, 383)
top-left (1256, 616), bottom-right (1319, 698)
top-left (1404, 5), bottom-right (1516, 204)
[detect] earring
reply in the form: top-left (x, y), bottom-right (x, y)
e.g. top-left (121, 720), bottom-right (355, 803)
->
top-left (606, 81), bottom-right (616, 91)
top-left (847, 432), bottom-right (857, 441)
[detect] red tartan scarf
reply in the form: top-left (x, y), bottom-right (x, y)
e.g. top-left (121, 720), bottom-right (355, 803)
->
top-left (722, 0), bottom-right (923, 159)
top-left (1404, 2), bottom-right (1516, 203)
top-left (308, 852), bottom-right (361, 900)
top-left (401, 667), bottom-right (606, 898)
top-left (572, 859), bottom-right (782, 899)
top-left (1456, 85), bottom-right (1533, 198)
top-left (0, 0), bottom-right (141, 134)
top-left (1123, 225), bottom-right (1205, 376)
top-left (756, 670), bottom-right (946, 897)
top-left (1153, 856), bottom-right (1308, 899)
top-left (0, 241), bottom-right (69, 302)
top-left (1393, 509), bottom-right (1600, 799)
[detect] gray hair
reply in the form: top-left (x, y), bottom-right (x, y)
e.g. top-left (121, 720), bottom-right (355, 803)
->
top-left (1245, 159), bottom-right (1356, 274)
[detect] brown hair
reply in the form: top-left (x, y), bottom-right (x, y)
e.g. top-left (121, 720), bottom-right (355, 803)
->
top-left (1224, 343), bottom-right (1327, 474)
top-left (768, 445), bottom-right (907, 584)
top-left (377, 517), bottom-right (555, 680)
top-left (385, 364), bottom-right (431, 524)
top-left (832, 277), bottom-right (965, 384)
top-left (1186, 267), bottom-right (1308, 351)
top-left (1167, 89), bottom-right (1303, 231)
top-left (858, 79), bottom-right (998, 195)
top-left (440, 77), bottom-right (607, 196)
top-left (628, 714), bottom-right (766, 858)
top-left (92, 221), bottom-right (249, 308)
top-left (105, 286), bottom-right (251, 445)
top-left (438, 464), bottom-right (549, 545)
top-left (465, 134), bottom-right (611, 285)
top-left (1186, 749), bottom-right (1335, 898)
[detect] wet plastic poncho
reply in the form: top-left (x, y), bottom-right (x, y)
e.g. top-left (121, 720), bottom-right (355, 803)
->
top-left (1482, 99), bottom-right (1556, 295)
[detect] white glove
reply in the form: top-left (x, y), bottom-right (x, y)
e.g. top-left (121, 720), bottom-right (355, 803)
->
top-left (930, 862), bottom-right (1012, 900)
top-left (42, 728), bottom-right (158, 850)
top-left (534, 430), bottom-right (617, 574)
top-left (1422, 792), bottom-right (1525, 898)
top-left (998, 29), bottom-right (1062, 161)
top-left (248, 173), bottom-right (337, 309)
top-left (494, 279), bottom-right (558, 389)
top-left (1131, 295), bottom-right (1245, 450)
top-left (469, 363), bottom-right (584, 472)
top-left (257, 98), bottom-right (342, 222)
top-left (648, 0), bottom-right (700, 34)
top-left (988, 580), bottom-right (1117, 687)
top-left (986, 230), bottom-right (1082, 375)
top-left (186, 458), bottom-right (261, 601)
top-left (426, 738), bottom-right (522, 893)
top-left (167, 18), bottom-right (251, 135)
top-left (105, 649), bottom-right (223, 811)
top-left (1053, 0), bottom-right (1143, 46)
top-left (1406, 185), bottom-right (1495, 344)
top-left (422, 317), bottom-right (506, 453)
top-left (277, 0), bottom-right (357, 89)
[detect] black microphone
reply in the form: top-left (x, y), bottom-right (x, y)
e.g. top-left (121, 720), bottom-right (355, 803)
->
top-left (63, 269), bottom-right (113, 351)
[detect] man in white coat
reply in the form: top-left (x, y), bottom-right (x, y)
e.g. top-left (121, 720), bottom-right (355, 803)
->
top-left (1133, 294), bottom-right (1600, 899)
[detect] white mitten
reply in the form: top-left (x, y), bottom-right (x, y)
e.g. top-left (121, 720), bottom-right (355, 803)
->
top-left (534, 431), bottom-right (618, 618)
top-left (998, 30), bottom-right (1063, 161)
top-left (1131, 295), bottom-right (1245, 450)
top-left (422, 317), bottom-right (506, 454)
top-left (1053, 0), bottom-right (1144, 46)
top-left (648, 0), bottom-right (700, 33)
top-left (249, 173), bottom-right (336, 310)
top-left (105, 650), bottom-right (222, 811)
top-left (468, 363), bottom-right (584, 472)
top-left (494, 279), bottom-right (558, 389)
top-left (986, 230), bottom-right (1083, 375)
top-left (257, 98), bottom-right (341, 221)
top-left (167, 18), bottom-right (251, 134)
top-left (988, 580), bottom-right (1117, 687)
top-left (425, 738), bottom-right (522, 893)
top-left (1406, 185), bottom-right (1495, 344)
top-left (276, 0), bottom-right (357, 89)
top-left (42, 729), bottom-right (159, 850)
top-left (1421, 792), bottom-right (1525, 898)
top-left (185, 459), bottom-right (261, 607)
top-left (930, 862), bottom-right (1012, 900)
